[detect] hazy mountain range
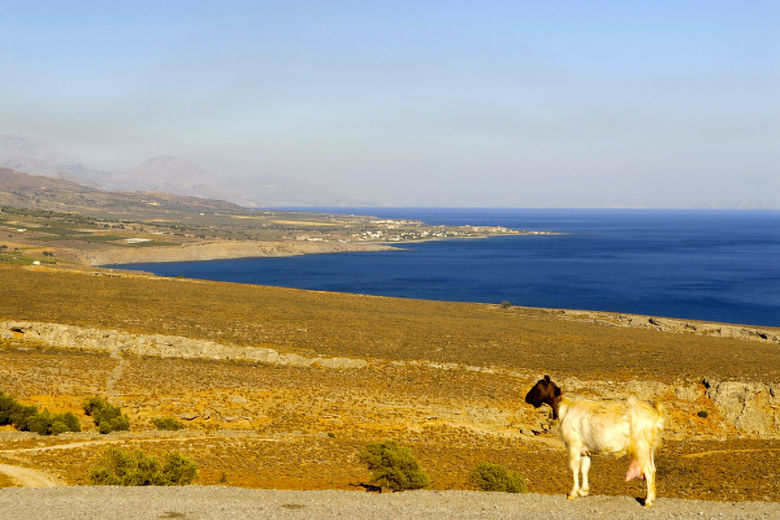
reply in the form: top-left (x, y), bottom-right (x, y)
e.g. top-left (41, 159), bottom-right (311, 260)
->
top-left (0, 134), bottom-right (364, 208)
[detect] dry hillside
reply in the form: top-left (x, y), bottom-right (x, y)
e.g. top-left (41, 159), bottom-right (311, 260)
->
top-left (0, 264), bottom-right (778, 502)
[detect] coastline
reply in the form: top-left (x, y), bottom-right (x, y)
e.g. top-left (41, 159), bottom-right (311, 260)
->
top-left (84, 230), bottom-right (553, 266)
top-left (82, 239), bottom-right (402, 266)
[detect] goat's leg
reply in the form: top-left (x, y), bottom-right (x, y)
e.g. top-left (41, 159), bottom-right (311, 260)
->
top-left (643, 453), bottom-right (657, 507)
top-left (633, 447), bottom-right (657, 507)
top-left (567, 450), bottom-right (582, 499)
top-left (578, 455), bottom-right (591, 497)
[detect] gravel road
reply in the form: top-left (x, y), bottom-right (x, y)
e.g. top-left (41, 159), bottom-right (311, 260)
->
top-left (0, 487), bottom-right (776, 520)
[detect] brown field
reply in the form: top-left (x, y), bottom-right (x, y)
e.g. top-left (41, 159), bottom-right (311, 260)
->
top-left (0, 263), bottom-right (778, 501)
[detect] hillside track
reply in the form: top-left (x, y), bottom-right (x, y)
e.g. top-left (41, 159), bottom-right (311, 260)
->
top-left (0, 463), bottom-right (62, 487)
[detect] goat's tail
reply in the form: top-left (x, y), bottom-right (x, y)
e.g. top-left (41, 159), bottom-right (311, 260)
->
top-left (654, 402), bottom-right (665, 428)
top-left (651, 401), bottom-right (665, 449)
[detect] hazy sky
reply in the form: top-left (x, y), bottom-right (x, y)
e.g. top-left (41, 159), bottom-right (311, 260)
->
top-left (1, 1), bottom-right (778, 207)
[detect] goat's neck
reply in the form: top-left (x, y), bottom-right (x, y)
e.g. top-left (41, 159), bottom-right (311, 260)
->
top-left (548, 393), bottom-right (564, 420)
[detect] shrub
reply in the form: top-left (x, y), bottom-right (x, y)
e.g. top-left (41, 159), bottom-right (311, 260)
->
top-left (82, 396), bottom-right (107, 416)
top-left (358, 440), bottom-right (430, 491)
top-left (60, 411), bottom-right (82, 432)
top-left (500, 301), bottom-right (512, 309)
top-left (160, 452), bottom-right (199, 485)
top-left (0, 391), bottom-right (80, 435)
top-left (152, 417), bottom-right (184, 431)
top-left (83, 396), bottom-right (129, 433)
top-left (697, 410), bottom-right (709, 418)
top-left (469, 462), bottom-right (528, 493)
top-left (28, 409), bottom-right (56, 435)
top-left (0, 391), bottom-right (19, 425)
top-left (9, 404), bottom-right (38, 431)
top-left (90, 447), bottom-right (198, 486)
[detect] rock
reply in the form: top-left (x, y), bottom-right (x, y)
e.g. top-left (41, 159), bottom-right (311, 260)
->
top-left (703, 378), bottom-right (780, 435)
top-left (0, 319), bottom-right (367, 369)
top-left (675, 384), bottom-right (701, 401)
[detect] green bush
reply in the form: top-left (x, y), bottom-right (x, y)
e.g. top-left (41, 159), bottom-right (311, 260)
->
top-left (90, 447), bottom-right (198, 486)
top-left (28, 409), bottom-right (81, 435)
top-left (358, 440), bottom-right (430, 491)
top-left (0, 391), bottom-right (17, 425)
top-left (82, 396), bottom-right (104, 416)
top-left (83, 396), bottom-right (129, 433)
top-left (0, 391), bottom-right (80, 435)
top-left (160, 452), bottom-right (199, 485)
top-left (152, 417), bottom-right (184, 431)
top-left (469, 462), bottom-right (528, 493)
top-left (9, 404), bottom-right (38, 431)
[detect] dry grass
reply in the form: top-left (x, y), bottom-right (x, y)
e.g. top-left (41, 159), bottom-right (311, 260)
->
top-left (0, 341), bottom-right (778, 500)
top-left (0, 264), bottom-right (778, 501)
top-left (2, 265), bottom-right (778, 382)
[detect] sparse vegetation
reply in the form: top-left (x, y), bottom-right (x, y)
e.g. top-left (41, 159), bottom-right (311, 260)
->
top-left (358, 440), bottom-right (430, 491)
top-left (152, 416), bottom-right (184, 430)
top-left (500, 300), bottom-right (512, 309)
top-left (90, 447), bottom-right (198, 486)
top-left (0, 263), bottom-right (778, 499)
top-left (83, 396), bottom-right (130, 433)
top-left (468, 462), bottom-right (528, 493)
top-left (0, 390), bottom-right (81, 435)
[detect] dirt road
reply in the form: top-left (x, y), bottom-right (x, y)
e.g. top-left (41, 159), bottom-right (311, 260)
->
top-left (0, 463), bottom-right (61, 487)
top-left (0, 488), bottom-right (776, 519)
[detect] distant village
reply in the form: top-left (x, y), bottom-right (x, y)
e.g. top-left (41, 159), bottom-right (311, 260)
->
top-left (294, 218), bottom-right (555, 244)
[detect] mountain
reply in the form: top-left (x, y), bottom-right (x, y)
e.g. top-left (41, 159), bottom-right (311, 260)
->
top-left (0, 134), bottom-right (365, 207)
top-left (84, 155), bottom-right (238, 202)
top-left (202, 172), bottom-right (364, 208)
top-left (0, 134), bottom-right (101, 183)
top-left (0, 167), bottom-right (245, 216)
top-left (101, 155), bottom-right (363, 208)
top-left (0, 167), bottom-right (91, 193)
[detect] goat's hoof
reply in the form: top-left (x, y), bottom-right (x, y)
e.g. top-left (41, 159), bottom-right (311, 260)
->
top-left (578, 489), bottom-right (589, 497)
top-left (644, 501), bottom-right (654, 508)
top-left (567, 494), bottom-right (578, 500)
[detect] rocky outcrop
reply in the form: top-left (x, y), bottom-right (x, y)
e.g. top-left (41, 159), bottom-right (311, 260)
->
top-left (556, 310), bottom-right (780, 345)
top-left (0, 320), bottom-right (366, 369)
top-left (2, 320), bottom-right (778, 438)
top-left (703, 378), bottom-right (780, 436)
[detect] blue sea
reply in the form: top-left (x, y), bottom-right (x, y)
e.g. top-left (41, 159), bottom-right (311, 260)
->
top-left (108, 209), bottom-right (780, 327)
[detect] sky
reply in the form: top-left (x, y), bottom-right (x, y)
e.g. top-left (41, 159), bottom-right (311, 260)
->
top-left (1, 1), bottom-right (778, 208)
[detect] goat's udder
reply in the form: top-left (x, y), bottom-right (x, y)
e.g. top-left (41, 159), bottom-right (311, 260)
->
top-left (625, 459), bottom-right (645, 481)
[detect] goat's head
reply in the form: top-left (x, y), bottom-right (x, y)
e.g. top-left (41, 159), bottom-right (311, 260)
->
top-left (524, 375), bottom-right (562, 418)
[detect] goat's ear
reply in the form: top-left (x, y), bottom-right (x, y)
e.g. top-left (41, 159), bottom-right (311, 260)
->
top-left (554, 386), bottom-right (561, 396)
top-left (544, 375), bottom-right (551, 382)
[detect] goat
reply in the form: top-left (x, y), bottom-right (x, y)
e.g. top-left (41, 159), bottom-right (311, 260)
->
top-left (524, 375), bottom-right (665, 507)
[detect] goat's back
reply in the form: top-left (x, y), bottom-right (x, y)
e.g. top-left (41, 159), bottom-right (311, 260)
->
top-left (558, 395), bottom-right (664, 457)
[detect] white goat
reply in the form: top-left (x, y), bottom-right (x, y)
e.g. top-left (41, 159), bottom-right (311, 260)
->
top-left (524, 375), bottom-right (665, 507)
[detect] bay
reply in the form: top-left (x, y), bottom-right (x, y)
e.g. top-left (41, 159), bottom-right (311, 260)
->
top-left (108, 209), bottom-right (780, 327)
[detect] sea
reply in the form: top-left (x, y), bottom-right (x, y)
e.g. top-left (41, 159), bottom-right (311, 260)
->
top-left (108, 209), bottom-right (780, 328)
